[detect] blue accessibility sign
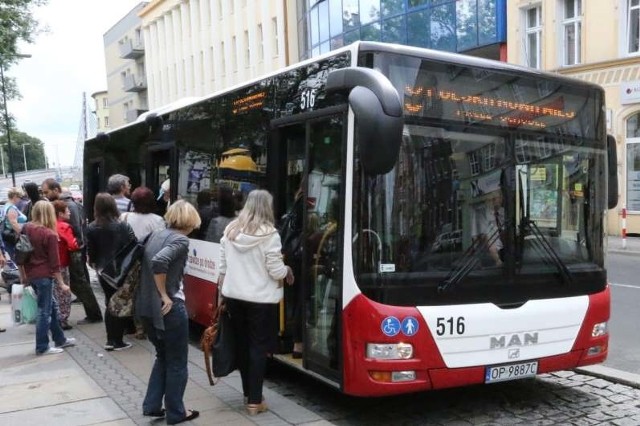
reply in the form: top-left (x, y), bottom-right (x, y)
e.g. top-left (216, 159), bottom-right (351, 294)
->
top-left (381, 316), bottom-right (401, 337)
top-left (401, 316), bottom-right (419, 336)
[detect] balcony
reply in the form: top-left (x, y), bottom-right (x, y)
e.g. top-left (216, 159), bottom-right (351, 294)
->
top-left (123, 74), bottom-right (147, 92)
top-left (119, 39), bottom-right (144, 59)
top-left (125, 108), bottom-right (148, 123)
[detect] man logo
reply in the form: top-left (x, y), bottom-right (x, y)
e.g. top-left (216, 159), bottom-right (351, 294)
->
top-left (508, 349), bottom-right (520, 359)
top-left (490, 332), bottom-right (538, 349)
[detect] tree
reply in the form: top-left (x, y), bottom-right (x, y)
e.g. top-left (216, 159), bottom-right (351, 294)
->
top-left (0, 0), bottom-right (48, 129)
top-left (0, 130), bottom-right (46, 174)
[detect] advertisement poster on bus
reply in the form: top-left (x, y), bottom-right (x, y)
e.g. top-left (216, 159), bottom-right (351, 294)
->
top-left (179, 150), bottom-right (212, 196)
top-left (185, 239), bottom-right (220, 284)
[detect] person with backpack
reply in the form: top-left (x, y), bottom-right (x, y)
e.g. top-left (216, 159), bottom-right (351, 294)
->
top-left (21, 182), bottom-right (44, 221)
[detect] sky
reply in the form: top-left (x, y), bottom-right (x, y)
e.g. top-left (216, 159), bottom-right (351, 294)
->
top-left (8, 0), bottom-right (143, 167)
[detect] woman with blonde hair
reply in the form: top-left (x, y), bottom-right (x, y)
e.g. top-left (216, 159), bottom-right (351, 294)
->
top-left (21, 201), bottom-right (75, 355)
top-left (136, 200), bottom-right (201, 424)
top-left (219, 189), bottom-right (294, 416)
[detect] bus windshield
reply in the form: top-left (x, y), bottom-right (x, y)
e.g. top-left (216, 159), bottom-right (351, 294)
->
top-left (352, 51), bottom-right (607, 307)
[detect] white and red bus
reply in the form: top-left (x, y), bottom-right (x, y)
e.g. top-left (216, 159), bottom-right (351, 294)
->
top-left (84, 41), bottom-right (617, 396)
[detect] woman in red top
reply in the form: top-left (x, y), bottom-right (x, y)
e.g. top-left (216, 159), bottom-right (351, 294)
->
top-left (53, 200), bottom-right (80, 330)
top-left (20, 201), bottom-right (75, 355)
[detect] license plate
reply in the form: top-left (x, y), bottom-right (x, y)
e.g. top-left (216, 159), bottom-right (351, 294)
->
top-left (485, 361), bottom-right (538, 383)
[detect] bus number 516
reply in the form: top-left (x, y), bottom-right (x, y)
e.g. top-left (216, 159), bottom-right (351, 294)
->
top-left (436, 316), bottom-right (465, 336)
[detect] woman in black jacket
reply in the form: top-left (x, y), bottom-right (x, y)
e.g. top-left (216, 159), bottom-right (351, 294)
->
top-left (87, 193), bottom-right (136, 351)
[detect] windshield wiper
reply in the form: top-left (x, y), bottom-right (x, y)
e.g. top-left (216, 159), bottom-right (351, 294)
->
top-left (437, 227), bottom-right (501, 293)
top-left (519, 217), bottom-right (573, 286)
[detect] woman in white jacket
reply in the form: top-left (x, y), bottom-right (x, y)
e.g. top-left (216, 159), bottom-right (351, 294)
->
top-left (219, 189), bottom-right (294, 416)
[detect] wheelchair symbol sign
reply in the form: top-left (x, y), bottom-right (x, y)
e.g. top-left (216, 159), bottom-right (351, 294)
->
top-left (381, 316), bottom-right (401, 337)
top-left (401, 316), bottom-right (419, 336)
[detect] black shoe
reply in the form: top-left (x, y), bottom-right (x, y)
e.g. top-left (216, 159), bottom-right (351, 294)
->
top-left (60, 322), bottom-right (73, 331)
top-left (143, 408), bottom-right (165, 417)
top-left (113, 342), bottom-right (132, 351)
top-left (168, 410), bottom-right (199, 424)
top-left (77, 317), bottom-right (102, 325)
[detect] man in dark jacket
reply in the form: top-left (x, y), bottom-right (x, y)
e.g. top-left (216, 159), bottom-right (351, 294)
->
top-left (42, 178), bottom-right (102, 323)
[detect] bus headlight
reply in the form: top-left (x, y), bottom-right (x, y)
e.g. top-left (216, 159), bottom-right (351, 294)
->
top-left (592, 322), bottom-right (608, 337)
top-left (366, 343), bottom-right (414, 359)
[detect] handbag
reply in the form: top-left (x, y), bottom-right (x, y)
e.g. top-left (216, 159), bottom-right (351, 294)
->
top-left (14, 234), bottom-right (34, 266)
top-left (106, 232), bottom-right (153, 317)
top-left (201, 301), bottom-right (236, 385)
top-left (1, 218), bottom-right (18, 245)
top-left (99, 232), bottom-right (145, 289)
top-left (108, 260), bottom-right (141, 318)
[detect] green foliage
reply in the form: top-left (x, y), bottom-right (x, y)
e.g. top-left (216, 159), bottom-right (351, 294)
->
top-left (0, 0), bottom-right (48, 61)
top-left (0, 0), bottom-right (48, 130)
top-left (0, 130), bottom-right (46, 172)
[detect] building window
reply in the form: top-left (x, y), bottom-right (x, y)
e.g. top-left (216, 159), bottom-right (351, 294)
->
top-left (218, 0), bottom-right (223, 19)
top-left (221, 42), bottom-right (226, 76)
top-left (104, 116), bottom-right (110, 127)
top-left (562, 0), bottom-right (581, 65)
top-left (103, 97), bottom-right (108, 108)
top-left (96, 117), bottom-right (100, 128)
top-left (626, 112), bottom-right (640, 211)
top-left (258, 23), bottom-right (264, 61)
top-left (272, 17), bottom-right (279, 56)
top-left (629, 0), bottom-right (640, 53)
top-left (244, 30), bottom-right (250, 66)
top-left (232, 36), bottom-right (238, 72)
top-left (524, 5), bottom-right (542, 69)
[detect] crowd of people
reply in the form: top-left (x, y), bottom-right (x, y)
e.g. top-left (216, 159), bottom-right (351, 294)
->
top-left (0, 174), bottom-right (295, 422)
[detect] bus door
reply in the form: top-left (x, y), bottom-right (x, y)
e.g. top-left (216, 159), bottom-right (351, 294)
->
top-left (145, 144), bottom-right (176, 213)
top-left (271, 111), bottom-right (346, 383)
top-left (84, 158), bottom-right (104, 222)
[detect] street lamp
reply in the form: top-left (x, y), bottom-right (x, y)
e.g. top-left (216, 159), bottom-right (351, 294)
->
top-left (0, 144), bottom-right (6, 178)
top-left (0, 53), bottom-right (31, 187)
top-left (22, 143), bottom-right (30, 172)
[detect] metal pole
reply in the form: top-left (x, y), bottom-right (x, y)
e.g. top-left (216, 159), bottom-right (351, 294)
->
top-left (22, 143), bottom-right (29, 172)
top-left (0, 62), bottom-right (17, 187)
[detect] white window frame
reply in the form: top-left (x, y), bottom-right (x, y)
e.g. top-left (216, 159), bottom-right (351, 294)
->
top-left (272, 17), bottom-right (279, 57)
top-left (628, 0), bottom-right (640, 55)
top-left (626, 112), bottom-right (640, 212)
top-left (561, 0), bottom-right (582, 66)
top-left (258, 23), bottom-right (264, 61)
top-left (523, 5), bottom-right (542, 69)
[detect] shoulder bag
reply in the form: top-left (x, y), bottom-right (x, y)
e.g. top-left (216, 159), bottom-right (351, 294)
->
top-left (201, 301), bottom-right (236, 385)
top-left (14, 233), bottom-right (34, 266)
top-left (107, 232), bottom-right (153, 318)
top-left (1, 206), bottom-right (19, 246)
top-left (99, 223), bottom-right (142, 289)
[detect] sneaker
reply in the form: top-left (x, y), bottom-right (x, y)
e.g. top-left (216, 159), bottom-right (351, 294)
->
top-left (37, 347), bottom-right (64, 355)
top-left (56, 338), bottom-right (76, 348)
top-left (104, 342), bottom-right (115, 351)
top-left (113, 342), bottom-right (133, 351)
top-left (60, 322), bottom-right (73, 331)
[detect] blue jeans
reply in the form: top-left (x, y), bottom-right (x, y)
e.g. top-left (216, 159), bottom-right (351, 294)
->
top-left (32, 277), bottom-right (66, 353)
top-left (141, 300), bottom-right (189, 424)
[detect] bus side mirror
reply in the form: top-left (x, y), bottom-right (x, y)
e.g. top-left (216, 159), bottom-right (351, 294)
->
top-left (326, 67), bottom-right (404, 175)
top-left (607, 134), bottom-right (618, 210)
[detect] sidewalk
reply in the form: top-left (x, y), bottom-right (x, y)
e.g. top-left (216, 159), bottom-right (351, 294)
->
top-left (0, 284), bottom-right (332, 426)
top-left (607, 234), bottom-right (640, 254)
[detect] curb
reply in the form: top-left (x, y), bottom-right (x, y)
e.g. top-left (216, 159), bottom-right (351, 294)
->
top-left (575, 365), bottom-right (640, 389)
top-left (608, 248), bottom-right (640, 256)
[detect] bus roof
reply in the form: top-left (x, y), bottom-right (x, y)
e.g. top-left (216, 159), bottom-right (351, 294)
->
top-left (89, 41), bottom-right (602, 140)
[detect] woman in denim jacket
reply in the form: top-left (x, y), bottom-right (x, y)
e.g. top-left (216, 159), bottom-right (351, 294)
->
top-left (136, 200), bottom-right (201, 425)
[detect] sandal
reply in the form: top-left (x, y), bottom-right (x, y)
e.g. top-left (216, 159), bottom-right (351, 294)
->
top-left (168, 410), bottom-right (199, 424)
top-left (246, 401), bottom-right (268, 416)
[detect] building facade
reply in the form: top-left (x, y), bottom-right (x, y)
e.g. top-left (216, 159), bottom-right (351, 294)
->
top-left (139, 0), bottom-right (297, 109)
top-left (296, 0), bottom-right (507, 61)
top-left (103, 2), bottom-right (150, 128)
top-left (91, 90), bottom-right (110, 133)
top-left (507, 0), bottom-right (640, 235)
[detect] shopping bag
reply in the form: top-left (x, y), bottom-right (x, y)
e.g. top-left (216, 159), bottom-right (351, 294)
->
top-left (107, 260), bottom-right (141, 318)
top-left (11, 284), bottom-right (24, 324)
top-left (21, 286), bottom-right (37, 324)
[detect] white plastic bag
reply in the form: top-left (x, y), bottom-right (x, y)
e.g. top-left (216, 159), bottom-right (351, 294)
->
top-left (22, 286), bottom-right (37, 324)
top-left (11, 284), bottom-right (24, 324)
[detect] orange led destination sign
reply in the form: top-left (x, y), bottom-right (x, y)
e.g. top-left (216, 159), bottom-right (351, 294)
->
top-left (403, 86), bottom-right (577, 128)
top-left (232, 91), bottom-right (266, 114)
